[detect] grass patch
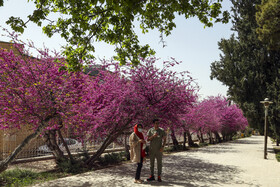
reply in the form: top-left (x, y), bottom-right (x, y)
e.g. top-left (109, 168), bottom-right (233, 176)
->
top-left (273, 147), bottom-right (280, 162)
top-left (276, 152), bottom-right (280, 162)
top-left (0, 168), bottom-right (69, 187)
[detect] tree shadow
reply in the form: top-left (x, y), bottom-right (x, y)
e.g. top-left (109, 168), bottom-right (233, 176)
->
top-left (92, 154), bottom-right (255, 187)
top-left (267, 147), bottom-right (276, 154)
top-left (191, 145), bottom-right (237, 154)
top-left (230, 138), bottom-right (263, 145)
top-left (35, 137), bottom-right (264, 186)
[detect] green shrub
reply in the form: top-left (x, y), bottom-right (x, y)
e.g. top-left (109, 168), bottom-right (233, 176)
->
top-left (276, 152), bottom-right (280, 162)
top-left (57, 158), bottom-right (86, 174)
top-left (274, 148), bottom-right (280, 162)
top-left (199, 142), bottom-right (209, 147)
top-left (163, 146), bottom-right (173, 153)
top-left (190, 143), bottom-right (199, 148)
top-left (98, 152), bottom-right (127, 165)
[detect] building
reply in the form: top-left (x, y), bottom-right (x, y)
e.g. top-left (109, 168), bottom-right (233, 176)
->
top-left (0, 41), bottom-right (45, 160)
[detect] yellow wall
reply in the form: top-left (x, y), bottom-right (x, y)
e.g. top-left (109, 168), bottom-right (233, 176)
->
top-left (0, 41), bottom-right (71, 160)
top-left (0, 41), bottom-right (43, 159)
top-left (0, 40), bottom-right (22, 55)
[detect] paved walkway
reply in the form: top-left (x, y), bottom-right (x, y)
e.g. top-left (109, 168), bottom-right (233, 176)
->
top-left (33, 136), bottom-right (280, 187)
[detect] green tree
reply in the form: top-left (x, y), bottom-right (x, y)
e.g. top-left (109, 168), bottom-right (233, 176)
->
top-left (210, 0), bottom-right (280, 138)
top-left (5, 0), bottom-right (229, 71)
top-left (267, 73), bottom-right (280, 145)
top-left (256, 0), bottom-right (280, 51)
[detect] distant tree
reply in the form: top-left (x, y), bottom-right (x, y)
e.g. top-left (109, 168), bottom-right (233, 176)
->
top-left (183, 96), bottom-right (248, 143)
top-left (256, 0), bottom-right (280, 51)
top-left (220, 103), bottom-right (248, 141)
top-left (210, 0), bottom-right (280, 136)
top-left (5, 0), bottom-right (229, 70)
top-left (267, 77), bottom-right (280, 145)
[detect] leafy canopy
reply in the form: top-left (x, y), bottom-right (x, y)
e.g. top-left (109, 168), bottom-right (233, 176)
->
top-left (5, 0), bottom-right (229, 71)
top-left (256, 0), bottom-right (280, 51)
top-left (210, 0), bottom-right (280, 136)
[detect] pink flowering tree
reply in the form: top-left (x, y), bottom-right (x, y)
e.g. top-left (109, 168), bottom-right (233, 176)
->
top-left (70, 57), bottom-right (197, 168)
top-left (183, 102), bottom-right (203, 146)
top-left (0, 32), bottom-right (197, 171)
top-left (196, 96), bottom-right (226, 143)
top-left (220, 104), bottom-right (248, 141)
top-left (183, 96), bottom-right (248, 144)
top-left (0, 35), bottom-right (90, 172)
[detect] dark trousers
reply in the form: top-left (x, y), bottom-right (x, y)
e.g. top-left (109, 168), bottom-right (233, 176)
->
top-left (135, 157), bottom-right (143, 180)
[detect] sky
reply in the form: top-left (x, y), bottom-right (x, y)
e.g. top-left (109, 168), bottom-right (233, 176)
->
top-left (0, 0), bottom-right (234, 100)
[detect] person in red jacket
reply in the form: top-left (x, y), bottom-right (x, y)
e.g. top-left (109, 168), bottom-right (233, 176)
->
top-left (129, 124), bottom-right (146, 184)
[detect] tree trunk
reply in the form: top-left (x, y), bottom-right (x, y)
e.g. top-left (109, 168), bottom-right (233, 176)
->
top-left (222, 133), bottom-right (226, 141)
top-left (85, 133), bottom-right (117, 167)
top-left (208, 132), bottom-right (213, 144)
top-left (183, 132), bottom-right (187, 150)
top-left (171, 129), bottom-right (179, 146)
top-left (214, 132), bottom-right (222, 143)
top-left (276, 139), bottom-right (280, 146)
top-left (124, 134), bottom-right (130, 160)
top-left (85, 119), bottom-right (133, 168)
top-left (197, 134), bottom-right (201, 143)
top-left (199, 130), bottom-right (204, 143)
top-left (44, 130), bottom-right (66, 163)
top-left (186, 130), bottom-right (195, 147)
top-left (58, 129), bottom-right (74, 163)
top-left (0, 121), bottom-right (46, 173)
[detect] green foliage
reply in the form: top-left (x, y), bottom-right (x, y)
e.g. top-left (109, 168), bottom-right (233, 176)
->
top-left (98, 152), bottom-right (127, 165)
top-left (274, 147), bottom-right (280, 162)
top-left (199, 142), bottom-right (209, 147)
top-left (5, 0), bottom-right (229, 70)
top-left (256, 0), bottom-right (280, 51)
top-left (267, 78), bottom-right (280, 143)
top-left (210, 0), bottom-right (280, 137)
top-left (276, 152), bottom-right (280, 162)
top-left (0, 169), bottom-right (38, 186)
top-left (0, 168), bottom-right (66, 186)
top-left (246, 128), bottom-right (253, 136)
top-left (56, 158), bottom-right (86, 174)
top-left (6, 16), bottom-right (26, 33)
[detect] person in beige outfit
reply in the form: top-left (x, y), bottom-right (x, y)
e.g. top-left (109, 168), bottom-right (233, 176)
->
top-left (129, 124), bottom-right (146, 184)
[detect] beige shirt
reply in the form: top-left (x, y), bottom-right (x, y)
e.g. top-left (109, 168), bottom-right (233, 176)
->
top-left (129, 132), bottom-right (141, 163)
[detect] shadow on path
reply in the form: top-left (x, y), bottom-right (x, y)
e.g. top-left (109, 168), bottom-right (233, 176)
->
top-left (94, 153), bottom-right (254, 187)
top-left (34, 136), bottom-right (269, 187)
top-left (192, 145), bottom-right (237, 154)
top-left (230, 138), bottom-right (263, 145)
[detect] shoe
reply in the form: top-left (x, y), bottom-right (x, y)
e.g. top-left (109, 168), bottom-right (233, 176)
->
top-left (134, 179), bottom-right (143, 184)
top-left (147, 175), bottom-right (155, 181)
top-left (158, 176), bottom-right (162, 182)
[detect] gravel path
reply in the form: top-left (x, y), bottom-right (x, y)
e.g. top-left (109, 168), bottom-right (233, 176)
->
top-left (32, 136), bottom-right (280, 187)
